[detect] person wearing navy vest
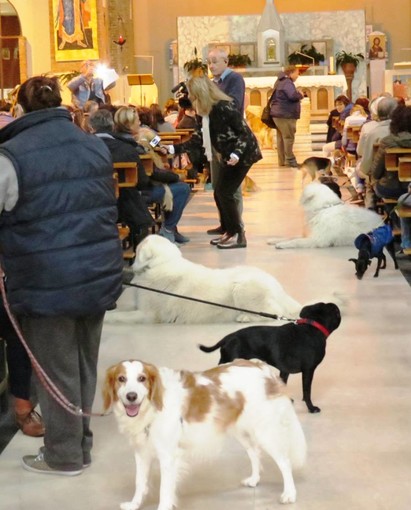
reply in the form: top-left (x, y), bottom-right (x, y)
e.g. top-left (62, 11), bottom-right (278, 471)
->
top-left (0, 76), bottom-right (123, 476)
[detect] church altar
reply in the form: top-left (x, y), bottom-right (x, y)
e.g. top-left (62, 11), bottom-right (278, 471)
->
top-left (244, 74), bottom-right (348, 118)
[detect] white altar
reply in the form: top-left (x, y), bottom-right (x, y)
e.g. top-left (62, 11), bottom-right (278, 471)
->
top-left (245, 74), bottom-right (348, 118)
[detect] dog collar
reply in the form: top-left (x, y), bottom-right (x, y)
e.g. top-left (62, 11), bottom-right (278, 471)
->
top-left (296, 318), bottom-right (331, 338)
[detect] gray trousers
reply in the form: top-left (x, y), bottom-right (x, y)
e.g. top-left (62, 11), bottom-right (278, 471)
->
top-left (210, 151), bottom-right (243, 229)
top-left (273, 118), bottom-right (298, 166)
top-left (20, 313), bottom-right (104, 471)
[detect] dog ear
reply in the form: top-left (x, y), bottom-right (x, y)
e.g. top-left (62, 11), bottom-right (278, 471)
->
top-left (144, 363), bottom-right (164, 411)
top-left (102, 365), bottom-right (118, 411)
top-left (348, 258), bottom-right (358, 264)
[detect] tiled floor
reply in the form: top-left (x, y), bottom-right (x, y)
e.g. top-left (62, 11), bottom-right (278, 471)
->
top-left (1, 151), bottom-right (411, 510)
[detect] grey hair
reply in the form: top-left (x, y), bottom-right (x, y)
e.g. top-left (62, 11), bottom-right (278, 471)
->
top-left (377, 97), bottom-right (398, 121)
top-left (89, 109), bottom-right (114, 132)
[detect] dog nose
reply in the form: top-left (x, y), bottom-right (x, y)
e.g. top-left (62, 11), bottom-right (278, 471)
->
top-left (126, 392), bottom-right (138, 402)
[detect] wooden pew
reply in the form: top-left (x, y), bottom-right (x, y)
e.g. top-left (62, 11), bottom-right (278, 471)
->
top-left (113, 162), bottom-right (138, 262)
top-left (385, 147), bottom-right (411, 172)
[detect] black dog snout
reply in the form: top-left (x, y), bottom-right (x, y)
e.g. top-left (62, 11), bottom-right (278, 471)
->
top-left (126, 392), bottom-right (138, 402)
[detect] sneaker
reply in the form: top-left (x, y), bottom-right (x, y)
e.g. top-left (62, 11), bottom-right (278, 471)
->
top-left (22, 453), bottom-right (83, 476)
top-left (158, 227), bottom-right (175, 243)
top-left (174, 230), bottom-right (190, 244)
top-left (207, 226), bottom-right (224, 235)
top-left (39, 446), bottom-right (91, 469)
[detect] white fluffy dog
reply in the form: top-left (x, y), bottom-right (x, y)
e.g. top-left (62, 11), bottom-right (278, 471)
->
top-left (106, 234), bottom-right (302, 324)
top-left (268, 182), bottom-right (382, 249)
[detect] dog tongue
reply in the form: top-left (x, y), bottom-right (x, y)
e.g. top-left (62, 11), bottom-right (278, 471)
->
top-left (125, 404), bottom-right (140, 417)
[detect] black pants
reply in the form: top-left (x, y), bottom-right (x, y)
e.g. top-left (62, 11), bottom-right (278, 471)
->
top-left (0, 299), bottom-right (32, 400)
top-left (213, 160), bottom-right (250, 235)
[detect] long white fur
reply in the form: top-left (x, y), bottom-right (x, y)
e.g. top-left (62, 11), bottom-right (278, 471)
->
top-left (106, 235), bottom-right (302, 324)
top-left (268, 182), bottom-right (382, 249)
top-left (106, 360), bottom-right (307, 510)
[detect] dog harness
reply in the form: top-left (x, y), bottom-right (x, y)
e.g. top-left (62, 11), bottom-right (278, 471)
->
top-left (295, 319), bottom-right (330, 338)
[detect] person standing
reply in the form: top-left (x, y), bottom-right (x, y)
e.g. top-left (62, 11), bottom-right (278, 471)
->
top-left (270, 65), bottom-right (304, 168)
top-left (0, 76), bottom-right (123, 475)
top-left (171, 76), bottom-right (262, 249)
top-left (67, 60), bottom-right (106, 108)
top-left (206, 47), bottom-right (246, 236)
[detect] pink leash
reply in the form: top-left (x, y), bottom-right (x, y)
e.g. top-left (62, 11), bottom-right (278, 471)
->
top-left (0, 265), bottom-right (108, 417)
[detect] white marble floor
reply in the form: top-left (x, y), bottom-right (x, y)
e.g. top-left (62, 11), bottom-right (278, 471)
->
top-left (1, 151), bottom-right (411, 510)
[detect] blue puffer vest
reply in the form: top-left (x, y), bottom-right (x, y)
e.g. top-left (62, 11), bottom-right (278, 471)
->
top-left (0, 108), bottom-right (123, 317)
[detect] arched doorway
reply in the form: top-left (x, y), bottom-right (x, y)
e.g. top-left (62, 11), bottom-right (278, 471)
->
top-left (0, 1), bottom-right (25, 101)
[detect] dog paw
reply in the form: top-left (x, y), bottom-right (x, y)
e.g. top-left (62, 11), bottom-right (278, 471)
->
top-left (308, 406), bottom-right (321, 413)
top-left (241, 475), bottom-right (260, 488)
top-left (120, 502), bottom-right (139, 510)
top-left (279, 490), bottom-right (296, 504)
top-left (236, 313), bottom-right (251, 323)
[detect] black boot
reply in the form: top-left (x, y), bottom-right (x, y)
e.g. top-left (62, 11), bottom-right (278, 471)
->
top-left (217, 231), bottom-right (247, 249)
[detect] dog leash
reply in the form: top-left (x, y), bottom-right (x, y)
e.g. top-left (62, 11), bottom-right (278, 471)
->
top-left (123, 282), bottom-right (296, 322)
top-left (0, 266), bottom-right (110, 418)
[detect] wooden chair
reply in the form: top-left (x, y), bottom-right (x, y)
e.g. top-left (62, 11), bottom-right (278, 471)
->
top-left (384, 147), bottom-right (411, 172)
top-left (113, 162), bottom-right (138, 262)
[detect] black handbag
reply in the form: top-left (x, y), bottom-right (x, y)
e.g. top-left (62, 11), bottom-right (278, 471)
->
top-left (261, 104), bottom-right (276, 129)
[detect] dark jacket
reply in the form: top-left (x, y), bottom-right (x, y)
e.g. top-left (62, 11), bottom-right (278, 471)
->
top-left (0, 108), bottom-right (123, 317)
top-left (371, 131), bottom-right (411, 197)
top-left (175, 100), bottom-right (262, 167)
top-left (270, 72), bottom-right (303, 119)
top-left (217, 69), bottom-right (246, 114)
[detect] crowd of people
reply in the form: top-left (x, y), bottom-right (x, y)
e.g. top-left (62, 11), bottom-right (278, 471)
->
top-left (0, 51), bottom-right (410, 477)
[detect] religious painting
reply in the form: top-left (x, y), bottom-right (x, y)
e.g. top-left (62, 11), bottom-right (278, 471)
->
top-left (368, 33), bottom-right (386, 60)
top-left (52, 0), bottom-right (99, 62)
top-left (385, 69), bottom-right (411, 100)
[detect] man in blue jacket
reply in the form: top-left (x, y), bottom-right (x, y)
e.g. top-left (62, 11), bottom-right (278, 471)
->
top-left (207, 47), bottom-right (246, 236)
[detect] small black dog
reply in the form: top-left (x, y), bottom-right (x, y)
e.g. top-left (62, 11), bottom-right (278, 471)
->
top-left (199, 302), bottom-right (341, 413)
top-left (349, 223), bottom-right (398, 279)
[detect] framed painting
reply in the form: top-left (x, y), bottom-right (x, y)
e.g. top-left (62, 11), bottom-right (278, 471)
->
top-left (52, 0), bottom-right (99, 62)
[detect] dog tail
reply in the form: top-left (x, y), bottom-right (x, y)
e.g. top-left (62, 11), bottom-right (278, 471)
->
top-left (198, 339), bottom-right (227, 353)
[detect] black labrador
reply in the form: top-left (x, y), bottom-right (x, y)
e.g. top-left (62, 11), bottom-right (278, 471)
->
top-left (199, 302), bottom-right (341, 413)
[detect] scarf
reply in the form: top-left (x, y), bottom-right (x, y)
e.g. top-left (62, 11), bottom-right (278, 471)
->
top-left (202, 115), bottom-right (213, 162)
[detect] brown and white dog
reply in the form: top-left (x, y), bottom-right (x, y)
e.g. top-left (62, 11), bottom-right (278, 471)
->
top-left (103, 359), bottom-right (307, 510)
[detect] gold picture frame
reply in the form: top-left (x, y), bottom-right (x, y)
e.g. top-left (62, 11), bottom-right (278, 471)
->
top-left (52, 0), bottom-right (99, 62)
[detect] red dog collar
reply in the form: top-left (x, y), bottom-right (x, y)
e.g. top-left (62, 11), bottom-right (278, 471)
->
top-left (296, 318), bottom-right (331, 338)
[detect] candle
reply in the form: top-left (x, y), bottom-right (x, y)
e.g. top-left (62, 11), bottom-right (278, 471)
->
top-left (329, 56), bottom-right (335, 74)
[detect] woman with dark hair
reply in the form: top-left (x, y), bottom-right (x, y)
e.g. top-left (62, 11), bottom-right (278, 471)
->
top-left (322, 94), bottom-right (353, 156)
top-left (371, 105), bottom-right (411, 201)
top-left (149, 103), bottom-right (175, 132)
top-left (0, 76), bottom-right (123, 475)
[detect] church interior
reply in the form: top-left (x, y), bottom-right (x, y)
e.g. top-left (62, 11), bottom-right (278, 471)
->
top-left (1, 1), bottom-right (411, 509)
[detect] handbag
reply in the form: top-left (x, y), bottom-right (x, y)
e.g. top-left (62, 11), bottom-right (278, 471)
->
top-left (260, 84), bottom-right (278, 129)
top-left (261, 104), bottom-right (276, 129)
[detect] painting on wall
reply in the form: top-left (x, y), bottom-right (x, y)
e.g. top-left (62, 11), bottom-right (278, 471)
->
top-left (368, 33), bottom-right (386, 60)
top-left (52, 0), bottom-right (99, 62)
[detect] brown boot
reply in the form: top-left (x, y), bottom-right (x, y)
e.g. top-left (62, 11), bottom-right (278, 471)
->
top-left (15, 408), bottom-right (45, 437)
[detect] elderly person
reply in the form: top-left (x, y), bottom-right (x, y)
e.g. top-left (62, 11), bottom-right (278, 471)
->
top-left (0, 76), bottom-right (123, 475)
top-left (371, 105), bottom-right (411, 203)
top-left (206, 46), bottom-right (246, 236)
top-left (270, 65), bottom-right (304, 168)
top-left (170, 76), bottom-right (262, 249)
top-left (357, 97), bottom-right (398, 208)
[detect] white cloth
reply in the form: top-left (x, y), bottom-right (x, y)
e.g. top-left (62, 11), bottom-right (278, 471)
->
top-left (202, 115), bottom-right (213, 162)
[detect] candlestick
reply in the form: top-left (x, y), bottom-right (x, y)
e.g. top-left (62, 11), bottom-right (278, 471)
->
top-left (329, 56), bottom-right (335, 74)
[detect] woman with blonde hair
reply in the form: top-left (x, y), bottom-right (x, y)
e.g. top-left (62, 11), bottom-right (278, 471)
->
top-left (170, 76), bottom-right (262, 249)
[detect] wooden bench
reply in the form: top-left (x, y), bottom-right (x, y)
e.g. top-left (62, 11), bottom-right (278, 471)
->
top-left (398, 157), bottom-right (411, 182)
top-left (385, 147), bottom-right (411, 172)
top-left (347, 126), bottom-right (361, 142)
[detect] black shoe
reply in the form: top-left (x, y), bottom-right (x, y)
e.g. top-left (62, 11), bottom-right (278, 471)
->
top-left (210, 232), bottom-right (229, 245)
top-left (207, 226), bottom-right (224, 235)
top-left (217, 232), bottom-right (247, 249)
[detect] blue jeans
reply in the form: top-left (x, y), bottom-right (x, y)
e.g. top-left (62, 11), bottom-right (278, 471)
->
top-left (400, 218), bottom-right (411, 249)
top-left (150, 182), bottom-right (190, 230)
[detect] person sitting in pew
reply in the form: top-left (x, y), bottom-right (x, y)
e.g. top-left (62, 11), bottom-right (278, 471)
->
top-left (89, 108), bottom-right (191, 244)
